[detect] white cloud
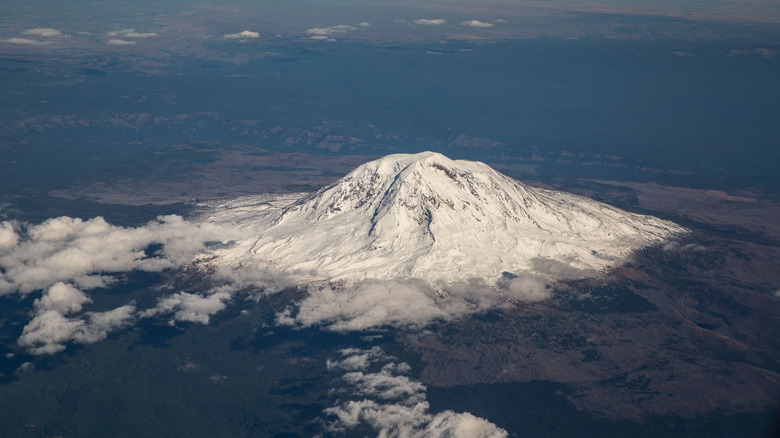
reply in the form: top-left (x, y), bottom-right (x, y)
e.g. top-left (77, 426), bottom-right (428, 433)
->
top-left (327, 346), bottom-right (388, 371)
top-left (23, 28), bottom-right (62, 37)
top-left (328, 401), bottom-right (507, 438)
top-left (87, 304), bottom-right (136, 334)
top-left (276, 279), bottom-right (455, 331)
top-left (0, 221), bottom-right (18, 250)
top-left (274, 275), bottom-right (555, 332)
top-left (414, 19), bottom-right (446, 26)
top-left (107, 39), bottom-right (136, 46)
top-left (223, 30), bottom-right (260, 39)
top-left (461, 20), bottom-right (494, 28)
top-left (35, 282), bottom-right (91, 314)
top-left (342, 366), bottom-right (427, 403)
top-left (108, 29), bottom-right (158, 38)
top-left (18, 304), bottom-right (135, 355)
top-left (424, 411), bottom-right (508, 437)
top-left (18, 310), bottom-right (86, 354)
top-left (324, 348), bottom-right (507, 438)
top-left (3, 38), bottom-right (53, 46)
top-left (141, 288), bottom-right (232, 324)
top-left (1, 213), bottom-right (240, 354)
top-left (0, 215), bottom-right (240, 296)
top-left (494, 19), bottom-right (507, 24)
top-left (305, 25), bottom-right (357, 37)
top-left (504, 276), bottom-right (552, 302)
top-left (359, 22), bottom-right (371, 27)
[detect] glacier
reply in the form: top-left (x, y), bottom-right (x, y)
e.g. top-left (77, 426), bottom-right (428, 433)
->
top-left (201, 151), bottom-right (685, 287)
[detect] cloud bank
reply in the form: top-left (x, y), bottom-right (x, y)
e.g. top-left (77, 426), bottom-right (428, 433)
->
top-left (0, 215), bottom-right (239, 296)
top-left (325, 348), bottom-right (507, 437)
top-left (0, 215), bottom-right (241, 354)
top-left (274, 274), bottom-right (554, 332)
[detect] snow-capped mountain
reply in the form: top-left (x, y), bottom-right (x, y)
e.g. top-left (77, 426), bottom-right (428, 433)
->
top-left (204, 152), bottom-right (684, 284)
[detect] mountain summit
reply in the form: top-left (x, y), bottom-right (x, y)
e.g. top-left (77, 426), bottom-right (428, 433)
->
top-left (206, 152), bottom-right (684, 284)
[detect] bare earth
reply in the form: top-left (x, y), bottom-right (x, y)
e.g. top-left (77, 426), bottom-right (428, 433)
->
top-left (402, 179), bottom-right (780, 420)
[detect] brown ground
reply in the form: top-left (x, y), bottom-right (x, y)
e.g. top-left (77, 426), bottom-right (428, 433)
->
top-left (400, 179), bottom-right (780, 420)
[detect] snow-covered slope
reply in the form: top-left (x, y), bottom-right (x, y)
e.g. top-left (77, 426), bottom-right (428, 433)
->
top-left (204, 152), bottom-right (684, 284)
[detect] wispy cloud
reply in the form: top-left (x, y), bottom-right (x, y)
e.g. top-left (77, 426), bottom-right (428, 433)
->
top-left (107, 39), bottom-right (136, 46)
top-left (414, 19), bottom-right (446, 26)
top-left (662, 241), bottom-right (707, 252)
top-left (23, 28), bottom-right (62, 37)
top-left (2, 38), bottom-right (54, 45)
top-left (305, 25), bottom-right (357, 39)
top-left (309, 35), bottom-right (336, 42)
top-left (108, 29), bottom-right (158, 38)
top-left (223, 30), bottom-right (260, 39)
top-left (461, 20), bottom-right (494, 28)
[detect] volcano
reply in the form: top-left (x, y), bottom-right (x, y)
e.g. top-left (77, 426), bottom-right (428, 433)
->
top-left (205, 152), bottom-right (684, 284)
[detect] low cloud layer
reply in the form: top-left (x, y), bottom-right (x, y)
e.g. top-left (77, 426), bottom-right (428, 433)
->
top-left (2, 199), bottom-right (608, 355)
top-left (275, 274), bottom-right (555, 332)
top-left (0, 215), bottom-right (241, 354)
top-left (0, 215), bottom-right (239, 296)
top-left (325, 348), bottom-right (507, 437)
